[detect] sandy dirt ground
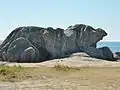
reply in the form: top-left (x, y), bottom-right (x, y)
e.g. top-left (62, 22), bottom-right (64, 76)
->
top-left (0, 53), bottom-right (120, 90)
top-left (2, 53), bottom-right (120, 68)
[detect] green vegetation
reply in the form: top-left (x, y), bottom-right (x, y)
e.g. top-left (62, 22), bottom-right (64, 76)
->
top-left (0, 64), bottom-right (84, 82)
top-left (0, 64), bottom-right (120, 90)
top-left (0, 65), bottom-right (28, 82)
top-left (54, 64), bottom-right (71, 71)
top-left (53, 64), bottom-right (82, 71)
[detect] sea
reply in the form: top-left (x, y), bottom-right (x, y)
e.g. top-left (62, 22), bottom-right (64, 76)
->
top-left (97, 42), bottom-right (120, 53)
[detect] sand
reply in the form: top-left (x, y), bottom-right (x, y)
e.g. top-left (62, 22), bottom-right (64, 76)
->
top-left (1, 52), bottom-right (120, 68)
top-left (0, 53), bottom-right (120, 90)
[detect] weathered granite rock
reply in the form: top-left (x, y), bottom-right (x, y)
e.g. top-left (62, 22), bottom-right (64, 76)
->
top-left (20, 47), bottom-right (37, 62)
top-left (0, 40), bottom-right (2, 45)
top-left (6, 37), bottom-right (42, 62)
top-left (82, 46), bottom-right (114, 60)
top-left (115, 52), bottom-right (120, 56)
top-left (114, 52), bottom-right (120, 60)
top-left (0, 24), bottom-right (115, 62)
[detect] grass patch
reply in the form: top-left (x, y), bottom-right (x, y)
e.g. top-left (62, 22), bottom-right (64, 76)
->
top-left (54, 64), bottom-right (71, 71)
top-left (53, 64), bottom-right (82, 71)
top-left (0, 64), bottom-right (120, 89)
top-left (0, 65), bottom-right (29, 82)
top-left (0, 65), bottom-right (24, 75)
top-left (0, 64), bottom-right (82, 82)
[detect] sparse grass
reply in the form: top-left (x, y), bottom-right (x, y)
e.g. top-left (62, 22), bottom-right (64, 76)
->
top-left (0, 65), bottom-right (24, 75)
top-left (0, 65), bottom-right (28, 82)
top-left (54, 64), bottom-right (71, 71)
top-left (0, 65), bottom-right (120, 89)
top-left (53, 64), bottom-right (83, 72)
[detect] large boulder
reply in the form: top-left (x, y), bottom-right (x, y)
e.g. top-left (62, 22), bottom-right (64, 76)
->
top-left (6, 37), bottom-right (43, 62)
top-left (0, 24), bottom-right (115, 62)
top-left (114, 52), bottom-right (120, 60)
top-left (82, 46), bottom-right (114, 60)
top-left (0, 40), bottom-right (2, 45)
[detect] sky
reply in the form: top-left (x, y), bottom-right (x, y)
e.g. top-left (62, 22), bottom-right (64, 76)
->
top-left (0, 0), bottom-right (120, 41)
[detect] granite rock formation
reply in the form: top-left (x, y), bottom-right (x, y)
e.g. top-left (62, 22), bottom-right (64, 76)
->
top-left (115, 52), bottom-right (120, 60)
top-left (0, 24), bottom-right (115, 62)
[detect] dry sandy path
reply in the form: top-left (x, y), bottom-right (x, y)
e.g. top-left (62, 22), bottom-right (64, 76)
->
top-left (0, 53), bottom-right (120, 90)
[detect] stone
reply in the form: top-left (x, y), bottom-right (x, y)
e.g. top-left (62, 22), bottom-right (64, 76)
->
top-left (0, 24), bottom-right (115, 62)
top-left (82, 46), bottom-right (114, 60)
top-left (99, 47), bottom-right (114, 60)
top-left (6, 37), bottom-right (41, 62)
top-left (20, 47), bottom-right (36, 62)
top-left (115, 52), bottom-right (120, 56)
top-left (115, 52), bottom-right (120, 59)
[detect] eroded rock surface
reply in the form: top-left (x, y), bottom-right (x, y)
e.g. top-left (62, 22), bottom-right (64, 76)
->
top-left (0, 24), bottom-right (115, 62)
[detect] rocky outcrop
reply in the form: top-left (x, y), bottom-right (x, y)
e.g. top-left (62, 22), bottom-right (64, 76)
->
top-left (115, 52), bottom-right (120, 60)
top-left (0, 40), bottom-right (2, 45)
top-left (6, 37), bottom-right (43, 62)
top-left (0, 24), bottom-right (115, 62)
top-left (82, 46), bottom-right (114, 60)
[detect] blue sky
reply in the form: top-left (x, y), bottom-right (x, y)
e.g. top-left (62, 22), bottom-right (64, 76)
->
top-left (0, 0), bottom-right (120, 41)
